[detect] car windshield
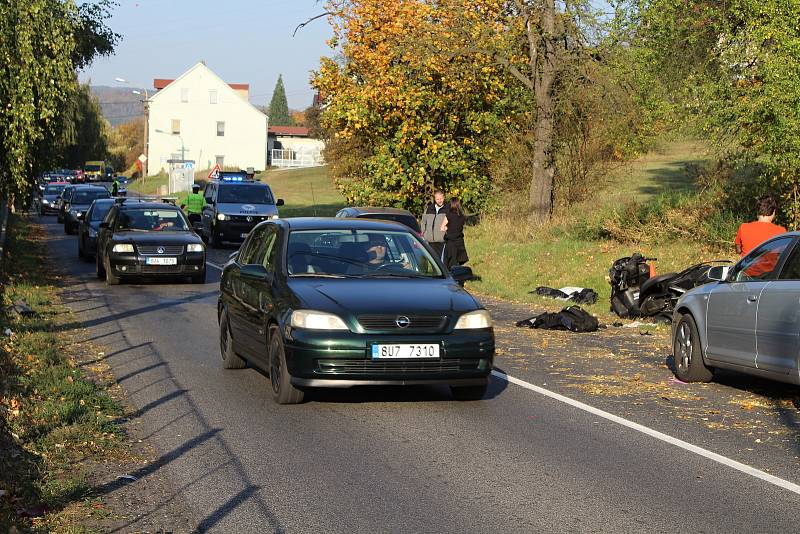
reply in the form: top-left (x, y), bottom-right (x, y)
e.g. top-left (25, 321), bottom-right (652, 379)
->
top-left (359, 213), bottom-right (420, 231)
top-left (218, 184), bottom-right (274, 204)
top-left (84, 165), bottom-right (102, 172)
top-left (90, 202), bottom-right (113, 221)
top-left (287, 229), bottom-right (443, 278)
top-left (116, 209), bottom-right (189, 232)
top-left (72, 190), bottom-right (110, 204)
top-left (44, 185), bottom-right (65, 195)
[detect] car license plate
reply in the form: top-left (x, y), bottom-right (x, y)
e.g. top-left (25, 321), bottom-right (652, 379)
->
top-left (371, 344), bottom-right (440, 359)
top-left (145, 257), bottom-right (177, 265)
top-left (240, 233), bottom-right (248, 239)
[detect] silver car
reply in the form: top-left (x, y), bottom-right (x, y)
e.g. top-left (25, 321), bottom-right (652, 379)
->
top-left (672, 233), bottom-right (800, 384)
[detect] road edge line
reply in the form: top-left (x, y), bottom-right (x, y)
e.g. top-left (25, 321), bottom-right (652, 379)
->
top-left (491, 369), bottom-right (800, 496)
top-left (206, 261), bottom-right (224, 271)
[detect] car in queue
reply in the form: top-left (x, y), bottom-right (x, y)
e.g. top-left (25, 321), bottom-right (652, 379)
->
top-left (77, 198), bottom-right (115, 260)
top-left (199, 171), bottom-right (284, 248)
top-left (95, 199), bottom-right (206, 285)
top-left (218, 217), bottom-right (494, 404)
top-left (673, 232), bottom-right (800, 386)
top-left (335, 206), bottom-right (422, 234)
top-left (84, 161), bottom-right (106, 182)
top-left (39, 182), bottom-right (69, 215)
top-left (63, 185), bottom-right (111, 235)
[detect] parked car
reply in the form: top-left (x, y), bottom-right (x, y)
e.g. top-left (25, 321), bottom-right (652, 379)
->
top-left (39, 182), bottom-right (69, 215)
top-left (673, 233), bottom-right (800, 385)
top-left (77, 198), bottom-right (115, 259)
top-left (95, 199), bottom-right (206, 285)
top-left (335, 207), bottom-right (422, 234)
top-left (218, 217), bottom-right (493, 404)
top-left (63, 185), bottom-right (111, 235)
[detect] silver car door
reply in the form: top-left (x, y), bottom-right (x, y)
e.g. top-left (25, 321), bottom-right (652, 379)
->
top-left (706, 236), bottom-right (793, 368)
top-left (756, 239), bottom-right (800, 374)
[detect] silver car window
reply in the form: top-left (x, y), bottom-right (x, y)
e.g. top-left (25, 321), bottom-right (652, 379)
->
top-left (730, 237), bottom-right (793, 282)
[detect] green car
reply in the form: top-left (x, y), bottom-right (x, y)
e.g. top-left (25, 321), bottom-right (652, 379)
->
top-left (218, 218), bottom-right (495, 404)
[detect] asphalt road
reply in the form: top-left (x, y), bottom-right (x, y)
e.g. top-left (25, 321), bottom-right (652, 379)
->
top-left (42, 216), bottom-right (800, 533)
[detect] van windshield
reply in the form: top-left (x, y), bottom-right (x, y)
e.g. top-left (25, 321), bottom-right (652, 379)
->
top-left (218, 184), bottom-right (274, 204)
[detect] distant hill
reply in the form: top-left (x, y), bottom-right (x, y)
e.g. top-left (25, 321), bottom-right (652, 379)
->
top-left (91, 85), bottom-right (145, 126)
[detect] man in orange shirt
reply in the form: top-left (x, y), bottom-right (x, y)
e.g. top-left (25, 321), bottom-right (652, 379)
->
top-left (735, 195), bottom-right (787, 257)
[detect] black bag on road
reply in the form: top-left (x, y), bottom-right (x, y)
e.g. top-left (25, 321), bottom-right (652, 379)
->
top-left (515, 305), bottom-right (600, 333)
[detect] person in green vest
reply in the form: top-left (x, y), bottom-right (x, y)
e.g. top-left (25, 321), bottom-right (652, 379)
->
top-left (180, 184), bottom-right (206, 226)
top-left (111, 176), bottom-right (120, 196)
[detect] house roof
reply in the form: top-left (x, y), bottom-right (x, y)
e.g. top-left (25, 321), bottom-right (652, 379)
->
top-left (153, 78), bottom-right (249, 91)
top-left (268, 126), bottom-right (310, 136)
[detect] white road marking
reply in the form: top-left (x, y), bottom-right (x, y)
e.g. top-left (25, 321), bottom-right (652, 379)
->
top-left (206, 261), bottom-right (224, 271)
top-left (491, 369), bottom-right (800, 496)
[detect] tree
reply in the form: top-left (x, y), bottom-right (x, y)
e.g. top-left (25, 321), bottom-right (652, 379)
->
top-left (268, 75), bottom-right (293, 126)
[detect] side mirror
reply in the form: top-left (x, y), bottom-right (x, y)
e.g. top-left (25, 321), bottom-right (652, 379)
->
top-left (228, 250), bottom-right (239, 261)
top-left (450, 265), bottom-right (475, 283)
top-left (240, 264), bottom-right (273, 282)
top-left (99, 222), bottom-right (109, 229)
top-left (276, 199), bottom-right (285, 206)
top-left (706, 265), bottom-right (730, 282)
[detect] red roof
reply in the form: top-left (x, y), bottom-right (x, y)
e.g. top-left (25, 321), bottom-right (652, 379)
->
top-left (153, 78), bottom-right (249, 91)
top-left (268, 126), bottom-right (309, 136)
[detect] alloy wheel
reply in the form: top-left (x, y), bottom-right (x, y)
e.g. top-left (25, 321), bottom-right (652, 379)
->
top-left (270, 338), bottom-right (282, 394)
top-left (676, 321), bottom-right (692, 371)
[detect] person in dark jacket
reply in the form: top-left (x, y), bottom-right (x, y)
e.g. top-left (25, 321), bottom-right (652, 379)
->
top-left (440, 197), bottom-right (468, 269)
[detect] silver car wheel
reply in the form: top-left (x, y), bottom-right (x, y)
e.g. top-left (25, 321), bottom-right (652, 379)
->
top-left (676, 321), bottom-right (692, 371)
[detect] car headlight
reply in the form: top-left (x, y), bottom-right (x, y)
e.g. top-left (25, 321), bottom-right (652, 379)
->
top-left (454, 310), bottom-right (493, 329)
top-left (42, 199), bottom-right (49, 205)
top-left (88, 228), bottom-right (97, 238)
top-left (70, 209), bottom-right (79, 215)
top-left (290, 310), bottom-right (349, 330)
top-left (217, 213), bottom-right (229, 221)
top-left (112, 244), bottom-right (134, 253)
top-left (270, 215), bottom-right (279, 220)
top-left (187, 243), bottom-right (204, 252)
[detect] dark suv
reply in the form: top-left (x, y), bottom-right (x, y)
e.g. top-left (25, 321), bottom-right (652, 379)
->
top-left (199, 172), bottom-right (284, 248)
top-left (63, 186), bottom-right (111, 234)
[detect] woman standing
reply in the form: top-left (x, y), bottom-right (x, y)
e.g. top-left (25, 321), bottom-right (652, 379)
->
top-left (440, 197), bottom-right (469, 269)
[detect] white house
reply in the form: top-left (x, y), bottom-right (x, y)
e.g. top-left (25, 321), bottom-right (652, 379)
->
top-left (268, 126), bottom-right (325, 168)
top-left (145, 62), bottom-right (267, 176)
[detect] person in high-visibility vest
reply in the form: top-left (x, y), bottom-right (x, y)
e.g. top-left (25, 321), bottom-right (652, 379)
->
top-left (111, 176), bottom-right (120, 196)
top-left (180, 184), bottom-right (206, 226)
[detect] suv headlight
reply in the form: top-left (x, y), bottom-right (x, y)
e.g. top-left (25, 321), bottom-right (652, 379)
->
top-left (454, 310), bottom-right (493, 329)
top-left (270, 215), bottom-right (279, 220)
top-left (217, 213), bottom-right (229, 221)
top-left (112, 244), bottom-right (134, 253)
top-left (88, 228), bottom-right (97, 238)
top-left (187, 243), bottom-right (204, 252)
top-left (290, 310), bottom-right (349, 330)
top-left (42, 199), bottom-right (49, 205)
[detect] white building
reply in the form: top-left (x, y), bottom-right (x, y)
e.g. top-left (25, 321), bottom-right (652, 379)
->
top-left (145, 62), bottom-right (267, 176)
top-left (268, 126), bottom-right (326, 168)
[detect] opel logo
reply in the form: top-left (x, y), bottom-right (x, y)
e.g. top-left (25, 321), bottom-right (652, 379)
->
top-left (246, 216), bottom-right (253, 222)
top-left (395, 316), bottom-right (411, 328)
top-left (157, 246), bottom-right (165, 254)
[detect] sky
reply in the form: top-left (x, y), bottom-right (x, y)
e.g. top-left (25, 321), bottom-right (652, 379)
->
top-left (79, 0), bottom-right (333, 110)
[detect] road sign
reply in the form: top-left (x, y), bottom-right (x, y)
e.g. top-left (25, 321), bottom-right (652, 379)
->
top-left (208, 163), bottom-right (221, 180)
top-left (185, 161), bottom-right (194, 169)
top-left (138, 154), bottom-right (147, 163)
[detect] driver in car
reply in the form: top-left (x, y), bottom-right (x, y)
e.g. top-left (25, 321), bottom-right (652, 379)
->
top-left (364, 234), bottom-right (411, 269)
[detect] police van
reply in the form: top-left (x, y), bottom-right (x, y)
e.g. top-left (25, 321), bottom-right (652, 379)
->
top-left (199, 171), bottom-right (284, 247)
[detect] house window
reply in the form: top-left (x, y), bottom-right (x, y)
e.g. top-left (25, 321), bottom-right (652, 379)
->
top-left (209, 90), bottom-right (218, 104)
top-left (215, 155), bottom-right (224, 166)
top-left (180, 88), bottom-right (189, 103)
top-left (216, 121), bottom-right (225, 137)
top-left (171, 119), bottom-right (180, 134)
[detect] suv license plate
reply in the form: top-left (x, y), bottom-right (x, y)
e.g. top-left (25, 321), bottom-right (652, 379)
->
top-left (371, 344), bottom-right (440, 360)
top-left (240, 233), bottom-right (248, 239)
top-left (145, 257), bottom-right (177, 265)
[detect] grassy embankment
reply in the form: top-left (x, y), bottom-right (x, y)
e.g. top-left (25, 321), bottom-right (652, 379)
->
top-left (0, 217), bottom-right (125, 532)
top-left (250, 140), bottom-right (735, 319)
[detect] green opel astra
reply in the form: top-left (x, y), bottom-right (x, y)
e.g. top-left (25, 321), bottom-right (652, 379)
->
top-left (218, 218), bottom-right (495, 404)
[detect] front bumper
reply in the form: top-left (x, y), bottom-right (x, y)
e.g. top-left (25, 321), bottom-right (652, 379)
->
top-left (284, 328), bottom-right (494, 387)
top-left (109, 251), bottom-right (205, 276)
top-left (213, 218), bottom-right (272, 242)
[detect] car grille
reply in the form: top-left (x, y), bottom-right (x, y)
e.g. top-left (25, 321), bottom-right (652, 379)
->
top-left (357, 315), bottom-right (447, 333)
top-left (316, 359), bottom-right (480, 375)
top-left (137, 245), bottom-right (184, 255)
top-left (139, 265), bottom-right (184, 274)
top-left (230, 215), bottom-right (269, 223)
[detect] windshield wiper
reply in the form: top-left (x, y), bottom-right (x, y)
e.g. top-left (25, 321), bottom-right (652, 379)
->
top-left (359, 272), bottom-right (432, 279)
top-left (289, 273), bottom-right (358, 279)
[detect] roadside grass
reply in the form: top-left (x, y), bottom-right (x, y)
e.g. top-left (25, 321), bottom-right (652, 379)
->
top-left (126, 171), bottom-right (168, 196)
top-left (465, 138), bottom-right (735, 320)
top-left (259, 166), bottom-right (345, 217)
top-left (0, 216), bottom-right (124, 532)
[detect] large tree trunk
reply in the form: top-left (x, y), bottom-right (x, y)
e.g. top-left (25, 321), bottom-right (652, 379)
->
top-left (527, 0), bottom-right (557, 222)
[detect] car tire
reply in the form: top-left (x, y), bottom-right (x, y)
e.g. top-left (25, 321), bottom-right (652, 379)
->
top-left (673, 313), bottom-right (713, 382)
top-left (105, 259), bottom-right (120, 285)
top-left (219, 308), bottom-right (246, 369)
top-left (450, 383), bottom-right (489, 401)
top-left (268, 325), bottom-right (304, 405)
top-left (96, 252), bottom-right (105, 279)
top-left (191, 269), bottom-right (206, 284)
